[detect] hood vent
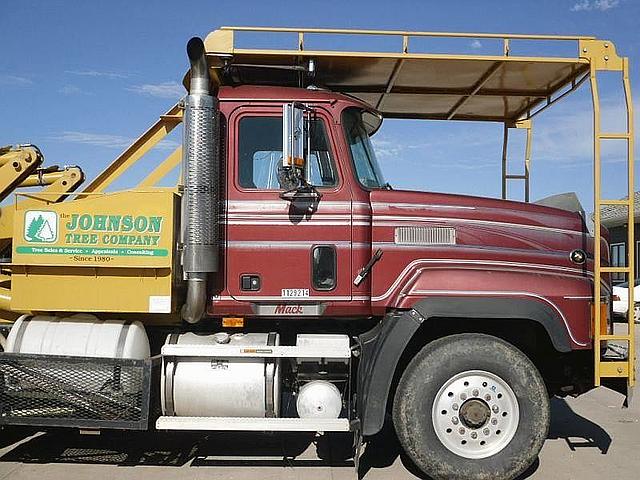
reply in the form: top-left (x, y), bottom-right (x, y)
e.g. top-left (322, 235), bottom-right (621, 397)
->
top-left (395, 226), bottom-right (456, 246)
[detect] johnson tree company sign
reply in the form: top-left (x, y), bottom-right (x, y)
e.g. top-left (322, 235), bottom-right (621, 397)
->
top-left (18, 210), bottom-right (168, 257)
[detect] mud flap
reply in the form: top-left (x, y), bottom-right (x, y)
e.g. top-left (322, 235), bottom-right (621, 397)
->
top-left (352, 420), bottom-right (364, 479)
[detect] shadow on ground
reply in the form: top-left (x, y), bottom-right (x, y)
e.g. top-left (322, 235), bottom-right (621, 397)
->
top-left (0, 428), bottom-right (353, 468)
top-left (546, 397), bottom-right (611, 454)
top-left (357, 397), bottom-right (611, 479)
top-left (0, 397), bottom-right (611, 478)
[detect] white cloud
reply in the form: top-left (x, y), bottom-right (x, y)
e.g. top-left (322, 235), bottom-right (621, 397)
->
top-left (156, 139), bottom-right (181, 151)
top-left (59, 85), bottom-right (92, 96)
top-left (470, 39), bottom-right (483, 49)
top-left (128, 81), bottom-right (185, 99)
top-left (371, 138), bottom-right (407, 159)
top-left (571, 0), bottom-right (591, 11)
top-left (571, 0), bottom-right (619, 11)
top-left (51, 131), bottom-right (180, 151)
top-left (65, 69), bottom-right (130, 79)
top-left (534, 95), bottom-right (635, 167)
top-left (373, 125), bottom-right (498, 163)
top-left (0, 74), bottom-right (33, 86)
top-left (53, 131), bottom-right (132, 149)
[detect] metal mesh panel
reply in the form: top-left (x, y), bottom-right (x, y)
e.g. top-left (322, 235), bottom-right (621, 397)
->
top-left (0, 353), bottom-right (152, 429)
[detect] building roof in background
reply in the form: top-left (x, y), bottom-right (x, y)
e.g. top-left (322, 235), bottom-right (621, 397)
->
top-left (601, 191), bottom-right (640, 228)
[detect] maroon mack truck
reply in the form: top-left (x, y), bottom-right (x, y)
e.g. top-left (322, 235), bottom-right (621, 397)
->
top-left (0, 27), bottom-right (635, 480)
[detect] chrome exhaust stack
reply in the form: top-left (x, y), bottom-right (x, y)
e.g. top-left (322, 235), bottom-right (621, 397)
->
top-left (181, 37), bottom-right (219, 324)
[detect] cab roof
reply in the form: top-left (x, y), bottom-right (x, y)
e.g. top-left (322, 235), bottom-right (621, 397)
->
top-left (196, 26), bottom-right (622, 123)
top-left (217, 84), bottom-right (368, 107)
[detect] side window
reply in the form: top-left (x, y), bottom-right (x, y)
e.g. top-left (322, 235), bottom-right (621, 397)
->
top-left (312, 245), bottom-right (337, 291)
top-left (238, 116), bottom-right (337, 189)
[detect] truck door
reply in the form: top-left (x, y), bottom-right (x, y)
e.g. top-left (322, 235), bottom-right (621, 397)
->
top-left (226, 105), bottom-right (352, 313)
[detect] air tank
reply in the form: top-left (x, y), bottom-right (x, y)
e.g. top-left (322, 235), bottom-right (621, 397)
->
top-left (296, 380), bottom-right (343, 419)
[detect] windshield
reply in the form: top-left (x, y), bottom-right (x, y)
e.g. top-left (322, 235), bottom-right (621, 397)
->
top-left (342, 108), bottom-right (387, 189)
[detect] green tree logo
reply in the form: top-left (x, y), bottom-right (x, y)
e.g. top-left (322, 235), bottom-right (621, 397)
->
top-left (24, 211), bottom-right (57, 243)
top-left (26, 215), bottom-right (45, 241)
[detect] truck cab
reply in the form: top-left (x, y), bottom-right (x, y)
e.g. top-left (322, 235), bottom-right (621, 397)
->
top-left (214, 84), bottom-right (594, 352)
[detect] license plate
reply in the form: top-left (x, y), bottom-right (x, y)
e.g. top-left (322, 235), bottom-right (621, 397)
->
top-left (281, 288), bottom-right (310, 298)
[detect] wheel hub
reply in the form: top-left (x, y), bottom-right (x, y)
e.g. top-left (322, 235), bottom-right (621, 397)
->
top-left (431, 370), bottom-right (520, 459)
top-left (459, 398), bottom-right (491, 429)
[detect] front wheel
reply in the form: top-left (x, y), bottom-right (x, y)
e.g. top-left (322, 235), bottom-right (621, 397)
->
top-left (393, 333), bottom-right (549, 480)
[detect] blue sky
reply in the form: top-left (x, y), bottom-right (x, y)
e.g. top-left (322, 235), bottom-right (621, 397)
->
top-left (1, 0), bottom-right (638, 212)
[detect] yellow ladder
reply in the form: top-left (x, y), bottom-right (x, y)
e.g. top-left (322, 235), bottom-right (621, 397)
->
top-left (586, 39), bottom-right (636, 389)
top-left (501, 119), bottom-right (533, 202)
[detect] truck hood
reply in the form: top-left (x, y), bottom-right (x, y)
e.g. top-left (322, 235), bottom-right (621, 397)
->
top-left (369, 189), bottom-right (596, 260)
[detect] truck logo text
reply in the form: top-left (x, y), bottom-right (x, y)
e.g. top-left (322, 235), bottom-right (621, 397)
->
top-left (274, 305), bottom-right (305, 314)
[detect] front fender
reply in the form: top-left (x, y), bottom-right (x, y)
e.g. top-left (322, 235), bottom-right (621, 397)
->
top-left (357, 296), bottom-right (573, 436)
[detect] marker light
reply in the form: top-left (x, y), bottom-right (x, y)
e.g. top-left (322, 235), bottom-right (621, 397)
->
top-left (570, 249), bottom-right (586, 265)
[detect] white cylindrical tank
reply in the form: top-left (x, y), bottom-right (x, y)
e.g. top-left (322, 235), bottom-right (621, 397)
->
top-left (162, 332), bottom-right (280, 418)
top-left (296, 380), bottom-right (343, 419)
top-left (5, 314), bottom-right (150, 359)
top-left (5, 314), bottom-right (150, 394)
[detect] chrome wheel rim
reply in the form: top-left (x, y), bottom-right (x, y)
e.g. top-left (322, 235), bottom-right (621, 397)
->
top-left (432, 370), bottom-right (519, 459)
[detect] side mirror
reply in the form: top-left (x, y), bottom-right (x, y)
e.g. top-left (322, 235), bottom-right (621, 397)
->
top-left (281, 103), bottom-right (309, 189)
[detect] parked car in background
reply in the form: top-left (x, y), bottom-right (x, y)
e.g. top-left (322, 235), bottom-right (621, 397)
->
top-left (612, 278), bottom-right (640, 322)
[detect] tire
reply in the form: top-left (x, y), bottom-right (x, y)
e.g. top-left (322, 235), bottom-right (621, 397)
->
top-left (393, 333), bottom-right (549, 480)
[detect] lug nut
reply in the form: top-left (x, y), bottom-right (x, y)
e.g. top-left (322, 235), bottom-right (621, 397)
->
top-left (491, 418), bottom-right (498, 425)
top-left (459, 427), bottom-right (466, 435)
top-left (483, 428), bottom-right (490, 436)
top-left (492, 405), bottom-right (499, 413)
top-left (452, 403), bottom-right (459, 411)
top-left (472, 389), bottom-right (479, 397)
top-left (470, 432), bottom-right (477, 439)
top-left (485, 394), bottom-right (491, 401)
top-left (452, 417), bottom-right (459, 425)
top-left (460, 393), bottom-right (467, 400)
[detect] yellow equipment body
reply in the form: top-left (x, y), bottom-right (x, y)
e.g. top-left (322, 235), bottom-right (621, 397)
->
top-left (10, 189), bottom-right (178, 313)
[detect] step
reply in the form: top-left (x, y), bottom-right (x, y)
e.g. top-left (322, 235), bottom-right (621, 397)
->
top-left (598, 199), bottom-right (632, 206)
top-left (504, 174), bottom-right (527, 180)
top-left (598, 361), bottom-right (630, 378)
top-left (600, 266), bottom-right (631, 273)
top-left (156, 416), bottom-right (352, 432)
top-left (598, 132), bottom-right (631, 139)
top-left (600, 334), bottom-right (632, 341)
top-left (161, 343), bottom-right (352, 359)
